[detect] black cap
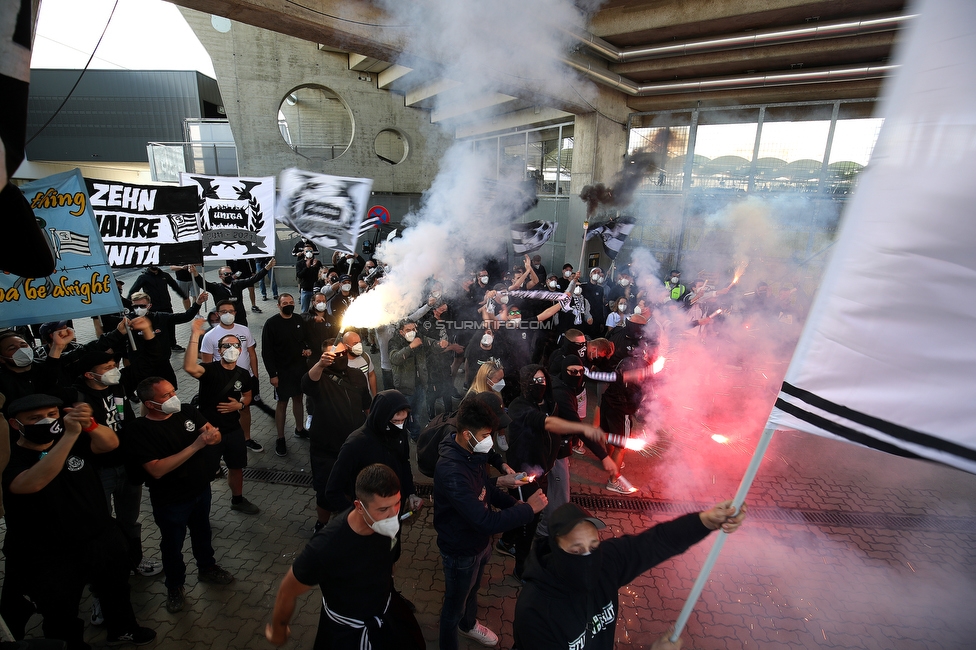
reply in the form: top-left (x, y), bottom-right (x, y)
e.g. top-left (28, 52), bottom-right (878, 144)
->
top-left (77, 349), bottom-right (114, 372)
top-left (7, 394), bottom-right (63, 418)
top-left (338, 274), bottom-right (352, 281)
top-left (548, 503), bottom-right (606, 538)
top-left (39, 320), bottom-right (69, 342)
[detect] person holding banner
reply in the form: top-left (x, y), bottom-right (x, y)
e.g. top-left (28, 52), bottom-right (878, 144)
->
top-left (512, 501), bottom-right (745, 650)
top-left (191, 259), bottom-right (275, 328)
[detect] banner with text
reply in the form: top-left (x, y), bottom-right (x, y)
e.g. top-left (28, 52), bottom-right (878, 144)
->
top-left (0, 169), bottom-right (124, 328)
top-left (86, 179), bottom-right (202, 268)
top-left (277, 168), bottom-right (373, 255)
top-left (179, 173), bottom-right (276, 261)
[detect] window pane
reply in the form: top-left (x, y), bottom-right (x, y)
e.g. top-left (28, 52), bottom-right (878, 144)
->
top-left (756, 120), bottom-right (831, 192)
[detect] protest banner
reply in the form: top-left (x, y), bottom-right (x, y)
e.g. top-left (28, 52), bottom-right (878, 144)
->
top-left (0, 169), bottom-right (124, 328)
top-left (179, 173), bottom-right (276, 260)
top-left (86, 179), bottom-right (201, 268)
top-left (277, 168), bottom-right (373, 254)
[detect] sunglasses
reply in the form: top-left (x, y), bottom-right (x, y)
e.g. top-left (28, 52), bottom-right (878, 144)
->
top-left (219, 343), bottom-right (242, 349)
top-left (531, 377), bottom-right (546, 385)
top-left (567, 368), bottom-right (584, 377)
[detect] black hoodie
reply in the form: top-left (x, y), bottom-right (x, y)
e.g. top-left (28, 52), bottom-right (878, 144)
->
top-left (513, 513), bottom-right (713, 649)
top-left (433, 433), bottom-right (534, 557)
top-left (324, 390), bottom-right (416, 512)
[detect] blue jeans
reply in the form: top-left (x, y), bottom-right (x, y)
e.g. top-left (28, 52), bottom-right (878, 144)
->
top-left (439, 543), bottom-right (491, 650)
top-left (300, 289), bottom-right (314, 314)
top-left (406, 385), bottom-right (428, 441)
top-left (151, 488), bottom-right (216, 590)
top-left (260, 268), bottom-right (278, 298)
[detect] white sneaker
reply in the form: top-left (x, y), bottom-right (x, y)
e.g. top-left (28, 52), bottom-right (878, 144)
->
top-left (458, 621), bottom-right (498, 647)
top-left (91, 597), bottom-right (104, 625)
top-left (305, 415), bottom-right (313, 430)
top-left (606, 474), bottom-right (639, 494)
top-left (133, 558), bottom-right (163, 577)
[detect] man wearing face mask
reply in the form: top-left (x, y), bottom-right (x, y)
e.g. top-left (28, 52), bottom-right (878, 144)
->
top-left (664, 269), bottom-right (687, 303)
top-left (324, 390), bottom-right (424, 539)
top-left (500, 365), bottom-right (607, 580)
top-left (185, 320), bottom-right (259, 515)
top-left (606, 272), bottom-right (634, 310)
top-left (390, 320), bottom-right (442, 441)
top-left (582, 267), bottom-right (607, 338)
top-left (128, 264), bottom-right (186, 319)
top-left (126, 377), bottom-right (234, 614)
top-left (433, 395), bottom-right (545, 650)
top-left (304, 341), bottom-right (371, 532)
top-left (74, 350), bottom-right (162, 580)
top-left (514, 501), bottom-right (747, 650)
top-left (296, 246), bottom-right (323, 313)
top-left (0, 330), bottom-right (72, 416)
top-left (190, 259), bottom-right (275, 328)
top-left (129, 288), bottom-right (209, 354)
top-left (2, 394), bottom-right (156, 648)
top-left (262, 294), bottom-right (312, 455)
top-left (200, 300), bottom-right (262, 452)
top-left (324, 274), bottom-right (358, 340)
top-left (267, 464), bottom-right (424, 650)
top-left (464, 328), bottom-right (501, 389)
top-left (558, 263), bottom-right (575, 291)
top-left (343, 331), bottom-right (377, 397)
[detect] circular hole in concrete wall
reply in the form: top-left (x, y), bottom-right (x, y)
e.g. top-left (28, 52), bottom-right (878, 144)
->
top-left (374, 128), bottom-right (409, 165)
top-left (277, 85), bottom-right (354, 160)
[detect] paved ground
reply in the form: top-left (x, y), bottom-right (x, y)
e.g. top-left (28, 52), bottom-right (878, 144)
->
top-left (4, 288), bottom-right (976, 649)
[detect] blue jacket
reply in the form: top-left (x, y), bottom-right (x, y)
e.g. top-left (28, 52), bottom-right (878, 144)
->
top-left (433, 433), bottom-right (534, 557)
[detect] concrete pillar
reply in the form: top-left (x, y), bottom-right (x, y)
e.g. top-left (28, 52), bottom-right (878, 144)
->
top-left (566, 111), bottom-right (628, 274)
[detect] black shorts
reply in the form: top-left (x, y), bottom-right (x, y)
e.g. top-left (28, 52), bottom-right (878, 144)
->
top-left (309, 451), bottom-right (337, 510)
top-left (217, 427), bottom-right (248, 470)
top-left (274, 366), bottom-right (305, 400)
top-left (599, 400), bottom-right (629, 437)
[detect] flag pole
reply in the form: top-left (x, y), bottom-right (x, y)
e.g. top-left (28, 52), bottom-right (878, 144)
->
top-left (577, 220), bottom-right (590, 273)
top-left (669, 425), bottom-right (777, 642)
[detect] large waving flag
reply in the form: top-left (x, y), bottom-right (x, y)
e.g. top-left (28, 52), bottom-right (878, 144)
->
top-left (585, 215), bottom-right (636, 260)
top-left (511, 220), bottom-right (555, 254)
top-left (277, 168), bottom-right (373, 255)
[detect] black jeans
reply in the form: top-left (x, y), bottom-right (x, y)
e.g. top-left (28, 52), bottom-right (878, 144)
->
top-left (151, 488), bottom-right (216, 590)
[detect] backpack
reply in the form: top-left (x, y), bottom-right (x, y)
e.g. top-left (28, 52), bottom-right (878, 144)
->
top-left (416, 411), bottom-right (458, 478)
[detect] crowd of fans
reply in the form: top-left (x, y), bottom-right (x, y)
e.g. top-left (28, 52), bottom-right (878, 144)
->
top-left (0, 236), bottom-right (766, 649)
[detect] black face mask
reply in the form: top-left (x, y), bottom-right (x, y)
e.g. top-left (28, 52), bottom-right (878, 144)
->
top-left (546, 541), bottom-right (602, 593)
top-left (562, 370), bottom-right (585, 394)
top-left (530, 383), bottom-right (547, 402)
top-left (17, 417), bottom-right (64, 445)
top-left (281, 305), bottom-right (295, 316)
top-left (566, 339), bottom-right (586, 360)
top-left (221, 275), bottom-right (233, 284)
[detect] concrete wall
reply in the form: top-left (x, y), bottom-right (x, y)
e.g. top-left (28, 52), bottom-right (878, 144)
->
top-left (180, 9), bottom-right (454, 193)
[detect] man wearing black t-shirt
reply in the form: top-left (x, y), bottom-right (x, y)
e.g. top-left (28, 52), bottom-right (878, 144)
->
top-left (127, 377), bottom-right (236, 614)
top-left (2, 394), bottom-right (155, 648)
top-left (184, 318), bottom-right (259, 515)
top-left (303, 341), bottom-right (370, 532)
top-left (262, 294), bottom-right (311, 451)
top-left (266, 464), bottom-right (424, 650)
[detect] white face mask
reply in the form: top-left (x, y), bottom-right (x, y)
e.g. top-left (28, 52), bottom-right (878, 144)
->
top-left (95, 367), bottom-right (122, 386)
top-left (9, 347), bottom-right (34, 367)
top-left (469, 432), bottom-right (494, 454)
top-left (509, 318), bottom-right (521, 326)
top-left (548, 280), bottom-right (558, 289)
top-left (350, 343), bottom-right (363, 356)
top-left (221, 347), bottom-right (241, 363)
top-left (361, 505), bottom-right (400, 542)
top-left (133, 306), bottom-right (149, 317)
top-left (490, 378), bottom-right (505, 393)
top-left (590, 274), bottom-right (602, 284)
top-left (391, 421), bottom-right (405, 429)
top-left (432, 291), bottom-right (442, 299)
top-left (219, 312), bottom-right (235, 326)
top-left (563, 270), bottom-right (572, 278)
top-left (481, 334), bottom-right (493, 347)
top-left (314, 302), bottom-right (327, 312)
top-left (341, 283), bottom-right (352, 293)
top-left (153, 395), bottom-right (181, 415)
top-left (304, 251), bottom-right (313, 259)
top-left (499, 295), bottom-right (509, 304)
top-left (617, 303), bottom-right (627, 312)
top-left (404, 330), bottom-right (417, 342)
top-left (620, 278), bottom-right (631, 287)
top-left (573, 286), bottom-right (582, 295)
top-left (633, 306), bottom-right (643, 315)
top-left (479, 276), bottom-right (488, 285)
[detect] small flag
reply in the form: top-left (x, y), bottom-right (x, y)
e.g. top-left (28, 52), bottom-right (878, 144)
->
top-left (49, 229), bottom-right (91, 258)
top-left (167, 214), bottom-right (200, 241)
top-left (511, 220), bottom-right (556, 254)
top-left (585, 215), bottom-right (636, 260)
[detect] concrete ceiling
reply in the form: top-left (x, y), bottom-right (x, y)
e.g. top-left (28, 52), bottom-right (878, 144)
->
top-left (170, 0), bottom-right (908, 130)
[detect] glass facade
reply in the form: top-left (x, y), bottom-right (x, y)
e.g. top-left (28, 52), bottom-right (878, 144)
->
top-left (466, 122), bottom-right (575, 197)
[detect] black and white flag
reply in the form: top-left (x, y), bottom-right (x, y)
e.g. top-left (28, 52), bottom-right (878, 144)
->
top-left (179, 173), bottom-right (276, 261)
top-left (277, 168), bottom-right (373, 255)
top-left (87, 179), bottom-right (202, 268)
top-left (585, 215), bottom-right (637, 260)
top-left (511, 220), bottom-right (556, 254)
top-left (49, 229), bottom-right (90, 258)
